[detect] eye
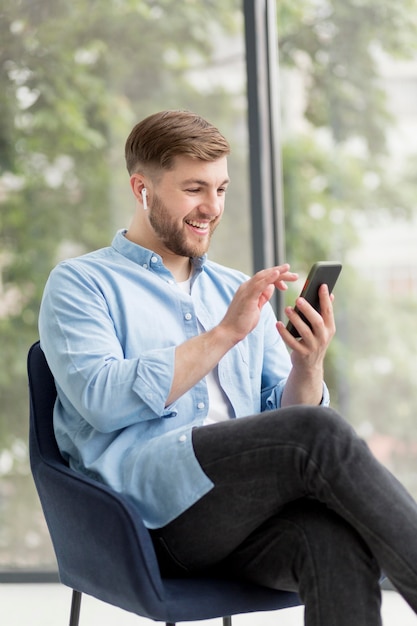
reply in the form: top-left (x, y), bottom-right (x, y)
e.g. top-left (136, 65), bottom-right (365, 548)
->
top-left (186, 188), bottom-right (200, 194)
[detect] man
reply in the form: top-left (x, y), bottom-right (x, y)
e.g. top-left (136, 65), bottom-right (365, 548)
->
top-left (39, 110), bottom-right (417, 626)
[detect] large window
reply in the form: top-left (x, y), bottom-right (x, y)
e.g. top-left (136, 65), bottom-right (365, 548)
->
top-left (0, 0), bottom-right (248, 573)
top-left (278, 1), bottom-right (417, 495)
top-left (1, 0), bottom-right (417, 574)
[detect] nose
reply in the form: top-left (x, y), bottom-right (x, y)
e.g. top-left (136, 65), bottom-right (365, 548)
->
top-left (201, 190), bottom-right (223, 217)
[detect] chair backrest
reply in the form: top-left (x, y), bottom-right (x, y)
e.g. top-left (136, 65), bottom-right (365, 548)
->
top-left (28, 340), bottom-right (62, 466)
top-left (28, 341), bottom-right (168, 617)
top-left (27, 340), bottom-right (300, 623)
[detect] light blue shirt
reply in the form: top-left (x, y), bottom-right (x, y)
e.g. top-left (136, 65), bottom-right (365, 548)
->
top-left (39, 230), bottom-right (329, 529)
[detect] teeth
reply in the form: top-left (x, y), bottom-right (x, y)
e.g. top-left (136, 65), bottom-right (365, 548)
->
top-left (187, 220), bottom-right (208, 229)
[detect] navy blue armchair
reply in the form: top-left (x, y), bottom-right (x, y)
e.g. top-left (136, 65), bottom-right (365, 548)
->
top-left (28, 340), bottom-right (300, 626)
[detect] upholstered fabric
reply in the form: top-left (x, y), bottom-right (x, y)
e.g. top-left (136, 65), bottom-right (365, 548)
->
top-left (28, 340), bottom-right (300, 622)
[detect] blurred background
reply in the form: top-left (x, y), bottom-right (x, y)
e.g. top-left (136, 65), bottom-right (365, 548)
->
top-left (1, 0), bottom-right (417, 578)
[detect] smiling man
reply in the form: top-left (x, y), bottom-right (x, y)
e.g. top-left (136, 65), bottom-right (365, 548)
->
top-left (39, 110), bottom-right (417, 626)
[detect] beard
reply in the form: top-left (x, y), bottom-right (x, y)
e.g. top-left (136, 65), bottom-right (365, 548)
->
top-left (148, 193), bottom-right (219, 258)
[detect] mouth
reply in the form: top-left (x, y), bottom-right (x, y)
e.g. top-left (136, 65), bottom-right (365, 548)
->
top-left (185, 219), bottom-right (211, 235)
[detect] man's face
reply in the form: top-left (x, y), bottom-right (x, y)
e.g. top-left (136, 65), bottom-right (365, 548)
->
top-left (147, 155), bottom-right (229, 259)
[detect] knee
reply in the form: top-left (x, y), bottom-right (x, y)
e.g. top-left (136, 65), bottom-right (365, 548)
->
top-left (313, 406), bottom-right (354, 437)
top-left (281, 405), bottom-right (356, 444)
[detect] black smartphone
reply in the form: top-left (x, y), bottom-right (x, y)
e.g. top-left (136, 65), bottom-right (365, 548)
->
top-left (286, 262), bottom-right (342, 338)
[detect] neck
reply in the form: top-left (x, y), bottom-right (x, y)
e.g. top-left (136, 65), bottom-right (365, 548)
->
top-left (127, 205), bottom-right (196, 282)
top-left (125, 222), bottom-right (192, 283)
top-left (168, 256), bottom-right (192, 283)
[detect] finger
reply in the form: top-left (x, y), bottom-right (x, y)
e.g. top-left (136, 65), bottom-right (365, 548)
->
top-left (276, 320), bottom-right (305, 347)
top-left (274, 273), bottom-right (299, 291)
top-left (250, 266), bottom-right (297, 294)
top-left (318, 284), bottom-right (335, 324)
top-left (274, 270), bottom-right (299, 288)
top-left (285, 301), bottom-right (316, 339)
top-left (256, 265), bottom-right (298, 281)
top-left (298, 297), bottom-right (327, 330)
top-left (259, 284), bottom-right (276, 308)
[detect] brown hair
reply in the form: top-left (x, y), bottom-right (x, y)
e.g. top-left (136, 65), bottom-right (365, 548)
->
top-left (125, 110), bottom-right (230, 175)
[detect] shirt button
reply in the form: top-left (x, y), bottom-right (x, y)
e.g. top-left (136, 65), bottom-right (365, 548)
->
top-left (150, 256), bottom-right (158, 263)
top-left (142, 263), bottom-right (148, 269)
top-left (184, 313), bottom-right (192, 321)
top-left (179, 434), bottom-right (187, 443)
top-left (197, 402), bottom-right (205, 409)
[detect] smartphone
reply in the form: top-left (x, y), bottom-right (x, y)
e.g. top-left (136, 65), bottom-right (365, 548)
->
top-left (286, 262), bottom-right (342, 338)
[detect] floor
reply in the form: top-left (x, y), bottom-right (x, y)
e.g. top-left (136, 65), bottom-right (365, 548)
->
top-left (0, 585), bottom-right (416, 625)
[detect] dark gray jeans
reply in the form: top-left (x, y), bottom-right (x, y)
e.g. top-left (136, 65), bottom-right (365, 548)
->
top-left (151, 407), bottom-right (417, 625)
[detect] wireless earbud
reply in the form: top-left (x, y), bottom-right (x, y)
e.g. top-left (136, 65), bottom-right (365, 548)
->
top-left (141, 187), bottom-right (148, 210)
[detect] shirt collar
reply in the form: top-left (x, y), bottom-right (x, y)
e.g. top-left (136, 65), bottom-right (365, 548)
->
top-left (111, 229), bottom-right (207, 274)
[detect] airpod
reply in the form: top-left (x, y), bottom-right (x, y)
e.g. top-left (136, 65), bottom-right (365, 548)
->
top-left (141, 187), bottom-right (148, 210)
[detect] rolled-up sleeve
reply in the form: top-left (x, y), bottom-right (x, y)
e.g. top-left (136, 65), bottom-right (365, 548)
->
top-left (39, 262), bottom-right (177, 432)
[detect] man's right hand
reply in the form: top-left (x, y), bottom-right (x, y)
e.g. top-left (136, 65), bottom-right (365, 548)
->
top-left (166, 265), bottom-right (297, 407)
top-left (219, 265), bottom-right (298, 345)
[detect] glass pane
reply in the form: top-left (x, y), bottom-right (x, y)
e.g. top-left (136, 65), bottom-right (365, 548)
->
top-left (0, 0), bottom-right (247, 572)
top-left (278, 1), bottom-right (417, 496)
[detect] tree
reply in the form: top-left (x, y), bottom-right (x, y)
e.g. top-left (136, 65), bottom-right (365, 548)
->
top-left (276, 0), bottom-right (417, 492)
top-left (0, 0), bottom-right (245, 568)
top-left (0, 0), bottom-right (244, 437)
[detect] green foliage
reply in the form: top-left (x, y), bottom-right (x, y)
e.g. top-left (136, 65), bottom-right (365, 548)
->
top-left (2, 0), bottom-right (417, 565)
top-left (277, 0), bottom-right (417, 150)
top-left (0, 0), bottom-right (244, 566)
top-left (0, 0), bottom-right (242, 390)
top-left (275, 1), bottom-right (417, 509)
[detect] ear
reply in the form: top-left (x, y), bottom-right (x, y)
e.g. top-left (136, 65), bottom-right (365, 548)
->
top-left (129, 173), bottom-right (146, 203)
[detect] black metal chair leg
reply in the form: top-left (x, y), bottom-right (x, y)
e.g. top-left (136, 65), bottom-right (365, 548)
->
top-left (223, 617), bottom-right (232, 626)
top-left (69, 590), bottom-right (82, 626)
